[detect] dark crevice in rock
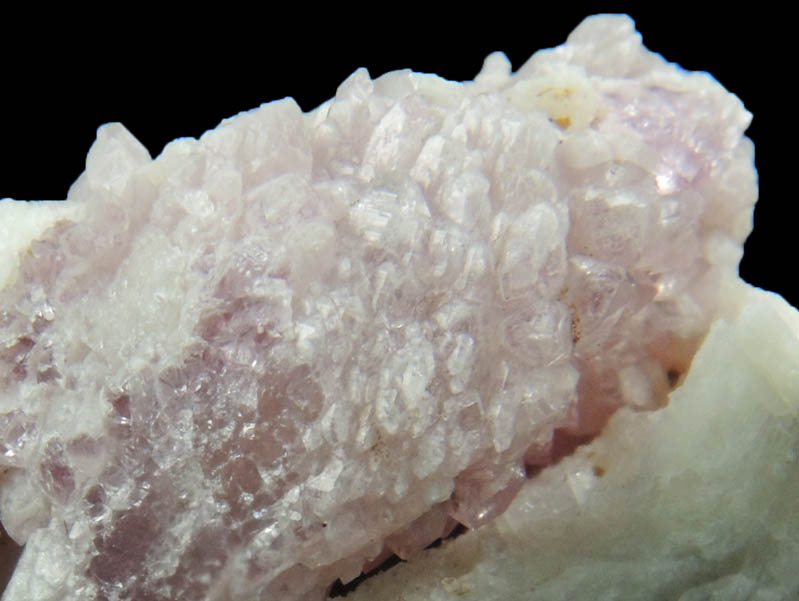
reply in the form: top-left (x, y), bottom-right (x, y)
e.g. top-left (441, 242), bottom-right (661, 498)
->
top-left (327, 553), bottom-right (404, 598)
top-left (525, 428), bottom-right (598, 479)
top-left (425, 522), bottom-right (468, 549)
top-left (0, 520), bottom-right (23, 595)
top-left (326, 522), bottom-right (470, 598)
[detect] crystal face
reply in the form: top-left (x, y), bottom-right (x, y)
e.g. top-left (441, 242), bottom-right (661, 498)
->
top-left (343, 285), bottom-right (799, 601)
top-left (0, 15), bottom-right (758, 601)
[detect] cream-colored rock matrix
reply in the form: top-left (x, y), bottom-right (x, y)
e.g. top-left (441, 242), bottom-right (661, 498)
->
top-left (0, 14), bottom-right (784, 601)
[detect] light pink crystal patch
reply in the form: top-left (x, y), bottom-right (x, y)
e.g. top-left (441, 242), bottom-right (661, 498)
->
top-left (0, 15), bottom-right (756, 601)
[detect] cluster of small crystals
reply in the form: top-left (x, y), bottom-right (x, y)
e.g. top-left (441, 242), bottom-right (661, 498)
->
top-left (0, 16), bottom-right (756, 601)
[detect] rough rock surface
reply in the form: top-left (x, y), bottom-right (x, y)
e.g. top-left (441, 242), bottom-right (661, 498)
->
top-left (346, 284), bottom-right (799, 601)
top-left (0, 14), bottom-right (762, 601)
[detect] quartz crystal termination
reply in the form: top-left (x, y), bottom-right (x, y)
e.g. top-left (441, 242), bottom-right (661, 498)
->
top-left (0, 15), bottom-right (756, 601)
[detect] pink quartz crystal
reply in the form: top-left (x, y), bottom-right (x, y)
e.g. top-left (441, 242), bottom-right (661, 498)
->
top-left (0, 15), bottom-right (756, 601)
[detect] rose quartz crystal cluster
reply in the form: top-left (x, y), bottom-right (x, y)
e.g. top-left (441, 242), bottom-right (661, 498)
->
top-left (0, 15), bottom-right (756, 601)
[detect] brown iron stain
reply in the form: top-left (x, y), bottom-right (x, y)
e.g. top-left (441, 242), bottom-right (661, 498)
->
top-left (554, 116), bottom-right (572, 129)
top-left (569, 304), bottom-right (581, 344)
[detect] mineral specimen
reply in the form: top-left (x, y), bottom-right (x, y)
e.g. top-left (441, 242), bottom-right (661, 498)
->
top-left (345, 284), bottom-right (799, 601)
top-left (0, 13), bottom-right (787, 601)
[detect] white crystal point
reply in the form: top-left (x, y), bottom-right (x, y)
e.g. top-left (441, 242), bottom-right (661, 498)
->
top-left (0, 13), bottom-right (775, 601)
top-left (345, 285), bottom-right (799, 601)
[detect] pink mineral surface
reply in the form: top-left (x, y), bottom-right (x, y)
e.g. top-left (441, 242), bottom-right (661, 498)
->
top-left (0, 15), bottom-right (758, 601)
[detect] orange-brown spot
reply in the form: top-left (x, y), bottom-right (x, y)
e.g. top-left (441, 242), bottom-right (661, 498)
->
top-left (554, 116), bottom-right (572, 128)
top-left (592, 465), bottom-right (606, 477)
top-left (648, 333), bottom-right (703, 388)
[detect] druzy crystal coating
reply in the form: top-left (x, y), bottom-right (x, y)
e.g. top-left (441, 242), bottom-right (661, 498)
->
top-left (0, 15), bottom-right (757, 601)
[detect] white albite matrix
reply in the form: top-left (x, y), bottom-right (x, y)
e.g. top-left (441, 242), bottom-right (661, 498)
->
top-left (0, 13), bottom-right (792, 601)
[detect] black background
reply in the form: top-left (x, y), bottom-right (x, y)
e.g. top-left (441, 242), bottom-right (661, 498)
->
top-left (1, 8), bottom-right (793, 306)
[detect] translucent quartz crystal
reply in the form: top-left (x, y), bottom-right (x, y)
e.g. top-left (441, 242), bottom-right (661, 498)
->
top-left (0, 15), bottom-right (758, 601)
